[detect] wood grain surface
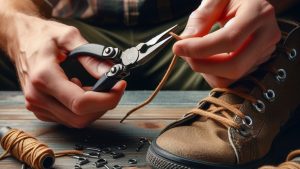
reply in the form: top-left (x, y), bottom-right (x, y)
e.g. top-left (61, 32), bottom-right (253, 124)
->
top-left (0, 91), bottom-right (208, 169)
top-left (1, 91), bottom-right (300, 169)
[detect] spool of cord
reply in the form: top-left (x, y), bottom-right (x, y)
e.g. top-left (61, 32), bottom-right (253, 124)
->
top-left (0, 126), bottom-right (55, 169)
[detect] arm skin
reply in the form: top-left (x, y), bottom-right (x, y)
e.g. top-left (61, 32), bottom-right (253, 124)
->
top-left (0, 0), bottom-right (126, 128)
top-left (173, 0), bottom-right (298, 88)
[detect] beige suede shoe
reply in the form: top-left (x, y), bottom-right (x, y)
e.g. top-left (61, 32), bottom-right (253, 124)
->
top-left (146, 19), bottom-right (300, 169)
top-left (260, 150), bottom-right (300, 169)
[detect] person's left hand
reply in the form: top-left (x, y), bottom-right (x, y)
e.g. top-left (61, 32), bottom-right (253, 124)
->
top-left (173, 0), bottom-right (281, 87)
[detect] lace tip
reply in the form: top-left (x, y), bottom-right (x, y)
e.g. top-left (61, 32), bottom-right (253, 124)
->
top-left (120, 114), bottom-right (129, 123)
top-left (169, 32), bottom-right (182, 41)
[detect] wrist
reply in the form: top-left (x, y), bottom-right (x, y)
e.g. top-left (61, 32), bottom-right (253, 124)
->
top-left (0, 0), bottom-right (42, 60)
top-left (1, 13), bottom-right (44, 61)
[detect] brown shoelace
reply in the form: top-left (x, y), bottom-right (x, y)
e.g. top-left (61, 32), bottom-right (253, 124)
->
top-left (0, 128), bottom-right (82, 169)
top-left (189, 45), bottom-right (292, 131)
top-left (120, 31), bottom-right (293, 136)
top-left (189, 87), bottom-right (256, 129)
top-left (120, 32), bottom-right (182, 123)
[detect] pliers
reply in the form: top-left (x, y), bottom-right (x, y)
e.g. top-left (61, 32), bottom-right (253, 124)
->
top-left (68, 25), bottom-right (178, 92)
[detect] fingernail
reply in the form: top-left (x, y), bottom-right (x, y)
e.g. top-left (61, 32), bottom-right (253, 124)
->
top-left (181, 27), bottom-right (196, 37)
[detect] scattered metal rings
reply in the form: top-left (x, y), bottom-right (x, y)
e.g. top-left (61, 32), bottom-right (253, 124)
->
top-left (128, 158), bottom-right (137, 164)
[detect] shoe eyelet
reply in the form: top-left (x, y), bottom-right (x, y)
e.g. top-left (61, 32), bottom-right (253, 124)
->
top-left (242, 116), bottom-right (253, 126)
top-left (252, 100), bottom-right (265, 113)
top-left (287, 48), bottom-right (297, 61)
top-left (275, 69), bottom-right (287, 83)
top-left (237, 124), bottom-right (252, 137)
top-left (263, 89), bottom-right (276, 102)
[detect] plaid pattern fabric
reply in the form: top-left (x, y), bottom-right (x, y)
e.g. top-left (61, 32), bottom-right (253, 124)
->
top-left (46, 0), bottom-right (201, 26)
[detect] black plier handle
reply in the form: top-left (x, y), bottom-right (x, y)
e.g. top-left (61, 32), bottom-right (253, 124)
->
top-left (69, 44), bottom-right (129, 92)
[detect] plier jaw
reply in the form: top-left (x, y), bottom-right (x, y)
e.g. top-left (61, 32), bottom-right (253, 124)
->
top-left (68, 25), bottom-right (178, 92)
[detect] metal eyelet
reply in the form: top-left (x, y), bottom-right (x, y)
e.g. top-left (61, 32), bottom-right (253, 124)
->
top-left (252, 100), bottom-right (265, 113)
top-left (237, 124), bottom-right (252, 137)
top-left (263, 89), bottom-right (276, 102)
top-left (275, 69), bottom-right (287, 83)
top-left (287, 48), bottom-right (297, 61)
top-left (242, 116), bottom-right (253, 127)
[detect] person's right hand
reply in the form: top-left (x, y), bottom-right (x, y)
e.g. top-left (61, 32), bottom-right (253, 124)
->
top-left (8, 13), bottom-right (126, 128)
top-left (173, 0), bottom-right (281, 88)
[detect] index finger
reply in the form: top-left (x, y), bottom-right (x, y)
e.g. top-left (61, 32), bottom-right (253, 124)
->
top-left (174, 1), bottom-right (263, 58)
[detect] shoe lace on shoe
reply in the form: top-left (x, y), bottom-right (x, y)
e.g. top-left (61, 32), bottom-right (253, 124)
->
top-left (259, 150), bottom-right (300, 169)
top-left (187, 46), bottom-right (295, 132)
top-left (119, 31), bottom-right (297, 129)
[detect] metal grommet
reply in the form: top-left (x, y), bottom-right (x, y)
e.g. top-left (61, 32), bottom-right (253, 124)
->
top-left (275, 69), bottom-right (287, 83)
top-left (116, 144), bottom-right (127, 150)
top-left (101, 147), bottom-right (112, 154)
top-left (288, 48), bottom-right (297, 61)
top-left (242, 116), bottom-right (253, 126)
top-left (74, 164), bottom-right (82, 169)
top-left (252, 100), bottom-right (265, 113)
top-left (128, 158), bottom-right (137, 164)
top-left (94, 158), bottom-right (109, 168)
top-left (112, 165), bottom-right (123, 169)
top-left (236, 124), bottom-right (252, 137)
top-left (110, 151), bottom-right (125, 159)
top-left (263, 89), bottom-right (276, 102)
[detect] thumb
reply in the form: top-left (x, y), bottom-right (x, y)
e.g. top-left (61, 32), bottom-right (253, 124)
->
top-left (181, 0), bottom-right (229, 38)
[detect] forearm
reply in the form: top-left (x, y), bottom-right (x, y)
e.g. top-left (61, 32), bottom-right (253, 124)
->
top-left (0, 0), bottom-right (41, 59)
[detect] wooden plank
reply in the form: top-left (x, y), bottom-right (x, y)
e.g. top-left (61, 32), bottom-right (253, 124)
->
top-left (0, 120), bottom-right (168, 169)
top-left (0, 91), bottom-right (209, 105)
top-left (0, 91), bottom-right (209, 169)
top-left (0, 91), bottom-right (209, 120)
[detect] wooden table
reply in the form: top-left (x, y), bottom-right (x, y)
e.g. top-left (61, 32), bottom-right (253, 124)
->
top-left (0, 91), bottom-right (208, 169)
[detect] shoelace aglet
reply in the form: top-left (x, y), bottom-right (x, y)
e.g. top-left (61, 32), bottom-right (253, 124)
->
top-left (120, 114), bottom-right (130, 123)
top-left (120, 32), bottom-right (181, 123)
top-left (169, 32), bottom-right (183, 41)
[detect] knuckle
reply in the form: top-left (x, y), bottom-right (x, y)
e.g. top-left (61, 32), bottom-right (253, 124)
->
top-left (65, 26), bottom-right (80, 37)
top-left (24, 92), bottom-right (37, 105)
top-left (225, 30), bottom-right (243, 50)
top-left (25, 101), bottom-right (34, 111)
top-left (261, 2), bottom-right (275, 16)
top-left (190, 9), bottom-right (208, 20)
top-left (190, 9), bottom-right (208, 21)
top-left (31, 70), bottom-right (47, 89)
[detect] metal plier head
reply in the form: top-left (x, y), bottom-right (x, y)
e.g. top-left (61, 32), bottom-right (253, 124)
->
top-left (68, 25), bottom-right (178, 92)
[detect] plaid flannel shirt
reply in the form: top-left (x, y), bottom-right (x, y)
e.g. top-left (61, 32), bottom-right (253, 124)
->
top-left (45, 0), bottom-right (201, 26)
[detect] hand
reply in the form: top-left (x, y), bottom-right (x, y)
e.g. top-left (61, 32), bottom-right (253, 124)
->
top-left (173, 0), bottom-right (281, 87)
top-left (9, 13), bottom-right (126, 128)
